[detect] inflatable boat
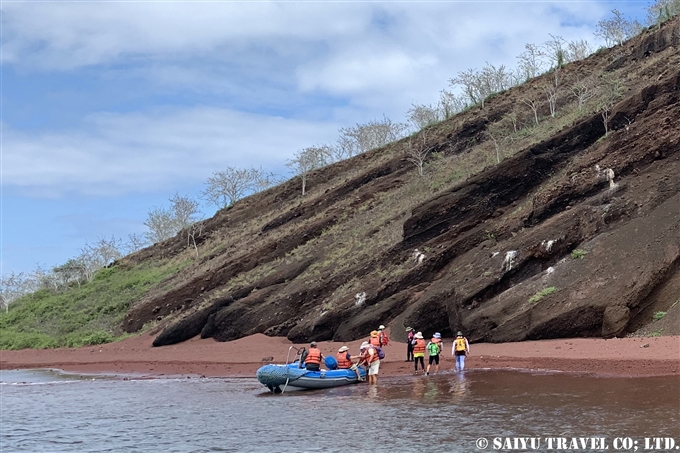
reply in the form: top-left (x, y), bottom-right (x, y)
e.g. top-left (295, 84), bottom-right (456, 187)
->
top-left (257, 349), bottom-right (366, 393)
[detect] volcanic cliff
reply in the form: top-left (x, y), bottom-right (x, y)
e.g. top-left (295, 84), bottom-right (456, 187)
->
top-left (119, 17), bottom-right (680, 346)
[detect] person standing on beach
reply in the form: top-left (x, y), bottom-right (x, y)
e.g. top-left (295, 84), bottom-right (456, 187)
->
top-left (452, 331), bottom-right (470, 372)
top-left (336, 345), bottom-right (363, 381)
top-left (412, 332), bottom-right (426, 375)
top-left (369, 330), bottom-right (381, 347)
top-left (406, 327), bottom-right (415, 362)
top-left (359, 341), bottom-right (380, 385)
top-left (425, 332), bottom-right (442, 376)
top-left (377, 325), bottom-right (389, 347)
top-left (303, 341), bottom-right (324, 372)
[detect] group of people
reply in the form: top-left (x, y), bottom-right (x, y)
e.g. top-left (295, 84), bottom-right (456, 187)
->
top-left (406, 328), bottom-right (470, 374)
top-left (302, 325), bottom-right (470, 385)
top-left (302, 325), bottom-right (389, 385)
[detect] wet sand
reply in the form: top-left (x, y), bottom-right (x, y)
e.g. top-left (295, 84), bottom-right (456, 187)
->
top-left (1, 331), bottom-right (678, 378)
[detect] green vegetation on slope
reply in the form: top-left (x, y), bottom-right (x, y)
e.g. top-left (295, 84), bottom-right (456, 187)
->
top-left (0, 261), bottom-right (185, 350)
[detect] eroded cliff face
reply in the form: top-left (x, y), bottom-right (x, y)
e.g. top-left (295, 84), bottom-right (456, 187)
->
top-left (119, 17), bottom-right (680, 346)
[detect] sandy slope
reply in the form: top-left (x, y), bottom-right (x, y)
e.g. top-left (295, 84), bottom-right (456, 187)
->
top-left (1, 330), bottom-right (678, 379)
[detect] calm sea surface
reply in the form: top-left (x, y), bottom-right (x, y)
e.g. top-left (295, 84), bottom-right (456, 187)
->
top-left (1, 369), bottom-right (679, 453)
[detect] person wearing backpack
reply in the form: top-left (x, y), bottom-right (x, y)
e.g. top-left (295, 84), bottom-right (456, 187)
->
top-left (452, 331), bottom-right (470, 372)
top-left (377, 325), bottom-right (389, 347)
top-left (425, 332), bottom-right (443, 376)
top-left (412, 332), bottom-right (426, 375)
top-left (359, 341), bottom-right (381, 385)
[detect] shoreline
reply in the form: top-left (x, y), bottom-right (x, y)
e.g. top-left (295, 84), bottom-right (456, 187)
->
top-left (1, 333), bottom-right (679, 379)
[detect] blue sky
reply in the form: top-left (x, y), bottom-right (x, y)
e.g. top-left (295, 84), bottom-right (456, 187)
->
top-left (1, 1), bottom-right (650, 274)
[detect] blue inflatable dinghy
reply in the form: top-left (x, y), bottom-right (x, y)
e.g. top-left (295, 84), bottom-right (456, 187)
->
top-left (257, 356), bottom-right (366, 393)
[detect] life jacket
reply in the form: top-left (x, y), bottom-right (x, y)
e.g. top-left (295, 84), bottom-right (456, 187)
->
top-left (379, 331), bottom-right (389, 346)
top-left (305, 347), bottom-right (322, 365)
top-left (369, 336), bottom-right (381, 347)
top-left (361, 346), bottom-right (380, 363)
top-left (336, 352), bottom-right (353, 369)
top-left (454, 337), bottom-right (467, 352)
top-left (413, 339), bottom-right (426, 354)
top-left (427, 340), bottom-right (440, 356)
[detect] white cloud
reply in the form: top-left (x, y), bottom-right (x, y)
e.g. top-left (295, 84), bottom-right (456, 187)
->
top-left (2, 110), bottom-right (340, 197)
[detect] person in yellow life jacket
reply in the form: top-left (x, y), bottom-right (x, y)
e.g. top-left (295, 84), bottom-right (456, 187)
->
top-left (425, 332), bottom-right (443, 376)
top-left (377, 325), bottom-right (389, 347)
top-left (336, 345), bottom-right (363, 381)
top-left (452, 331), bottom-right (470, 372)
top-left (303, 341), bottom-right (324, 372)
top-left (411, 332), bottom-right (426, 375)
top-left (358, 341), bottom-right (380, 385)
top-left (369, 330), bottom-right (381, 347)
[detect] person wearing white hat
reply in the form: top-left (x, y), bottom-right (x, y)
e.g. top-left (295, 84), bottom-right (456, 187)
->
top-left (336, 345), bottom-right (363, 381)
top-left (359, 341), bottom-right (381, 385)
top-left (377, 324), bottom-right (389, 347)
top-left (425, 332), bottom-right (443, 376)
top-left (411, 332), bottom-right (426, 375)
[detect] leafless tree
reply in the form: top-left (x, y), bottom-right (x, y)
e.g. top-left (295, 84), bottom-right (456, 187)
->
top-left (438, 90), bottom-right (468, 118)
top-left (144, 193), bottom-right (200, 243)
top-left (406, 103), bottom-right (442, 131)
top-left (403, 132), bottom-right (434, 176)
top-left (0, 271), bottom-right (32, 312)
top-left (599, 75), bottom-right (624, 137)
top-left (187, 222), bottom-right (204, 259)
top-left (287, 146), bottom-right (332, 195)
top-left (486, 122), bottom-right (512, 164)
top-left (451, 63), bottom-right (516, 108)
top-left (202, 166), bottom-right (275, 208)
top-left (52, 259), bottom-right (86, 288)
top-left (543, 69), bottom-right (561, 118)
top-left (125, 233), bottom-right (149, 254)
top-left (338, 116), bottom-right (409, 156)
top-left (521, 95), bottom-right (541, 126)
top-left (541, 34), bottom-right (567, 68)
top-left (78, 236), bottom-right (123, 281)
top-left (566, 39), bottom-right (594, 62)
top-left (571, 76), bottom-right (598, 113)
top-left (31, 264), bottom-right (59, 292)
top-left (595, 10), bottom-right (640, 47)
top-left (252, 168), bottom-right (280, 193)
top-left (647, 0), bottom-right (680, 24)
top-left (517, 44), bottom-right (545, 81)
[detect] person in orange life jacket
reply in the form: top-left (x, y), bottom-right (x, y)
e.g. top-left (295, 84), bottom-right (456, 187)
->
top-left (411, 332), bottom-right (426, 375)
top-left (303, 341), bottom-right (324, 372)
top-left (358, 341), bottom-right (380, 385)
top-left (336, 345), bottom-right (363, 381)
top-left (425, 332), bottom-right (443, 376)
top-left (377, 325), bottom-right (389, 347)
top-left (405, 327), bottom-right (415, 362)
top-left (369, 330), bottom-right (381, 347)
top-left (452, 331), bottom-right (470, 372)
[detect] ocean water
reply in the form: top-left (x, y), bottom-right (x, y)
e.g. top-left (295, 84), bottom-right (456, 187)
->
top-left (1, 369), bottom-right (679, 453)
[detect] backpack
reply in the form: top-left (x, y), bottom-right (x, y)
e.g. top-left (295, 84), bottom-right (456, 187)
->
top-left (374, 346), bottom-right (386, 360)
top-left (379, 332), bottom-right (389, 346)
top-left (427, 341), bottom-right (440, 356)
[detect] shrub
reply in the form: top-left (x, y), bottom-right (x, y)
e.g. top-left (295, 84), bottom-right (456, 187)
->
top-left (529, 287), bottom-right (557, 303)
top-left (571, 249), bottom-right (588, 259)
top-left (653, 311), bottom-right (667, 321)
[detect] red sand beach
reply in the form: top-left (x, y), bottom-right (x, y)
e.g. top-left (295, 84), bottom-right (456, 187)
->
top-left (1, 331), bottom-right (679, 378)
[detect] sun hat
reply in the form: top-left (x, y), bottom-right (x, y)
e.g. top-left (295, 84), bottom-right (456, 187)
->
top-left (338, 346), bottom-right (349, 352)
top-left (378, 325), bottom-right (385, 330)
top-left (415, 332), bottom-right (423, 339)
top-left (456, 331), bottom-right (463, 336)
top-left (370, 330), bottom-right (379, 337)
top-left (434, 332), bottom-right (441, 338)
top-left (405, 326), bottom-right (412, 332)
top-left (360, 341), bottom-right (370, 349)
top-left (310, 341), bottom-right (318, 346)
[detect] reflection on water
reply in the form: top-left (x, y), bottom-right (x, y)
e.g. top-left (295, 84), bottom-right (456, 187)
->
top-left (2, 369), bottom-right (678, 452)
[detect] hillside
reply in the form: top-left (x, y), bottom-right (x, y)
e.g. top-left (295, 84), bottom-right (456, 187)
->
top-left (6, 17), bottom-right (680, 349)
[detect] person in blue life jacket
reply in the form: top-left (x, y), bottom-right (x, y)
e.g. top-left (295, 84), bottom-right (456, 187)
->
top-left (452, 332), bottom-right (470, 372)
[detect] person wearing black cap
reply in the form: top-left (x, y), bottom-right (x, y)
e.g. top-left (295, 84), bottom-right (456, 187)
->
top-left (303, 341), bottom-right (324, 372)
top-left (405, 327), bottom-right (415, 362)
top-left (452, 331), bottom-right (470, 372)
